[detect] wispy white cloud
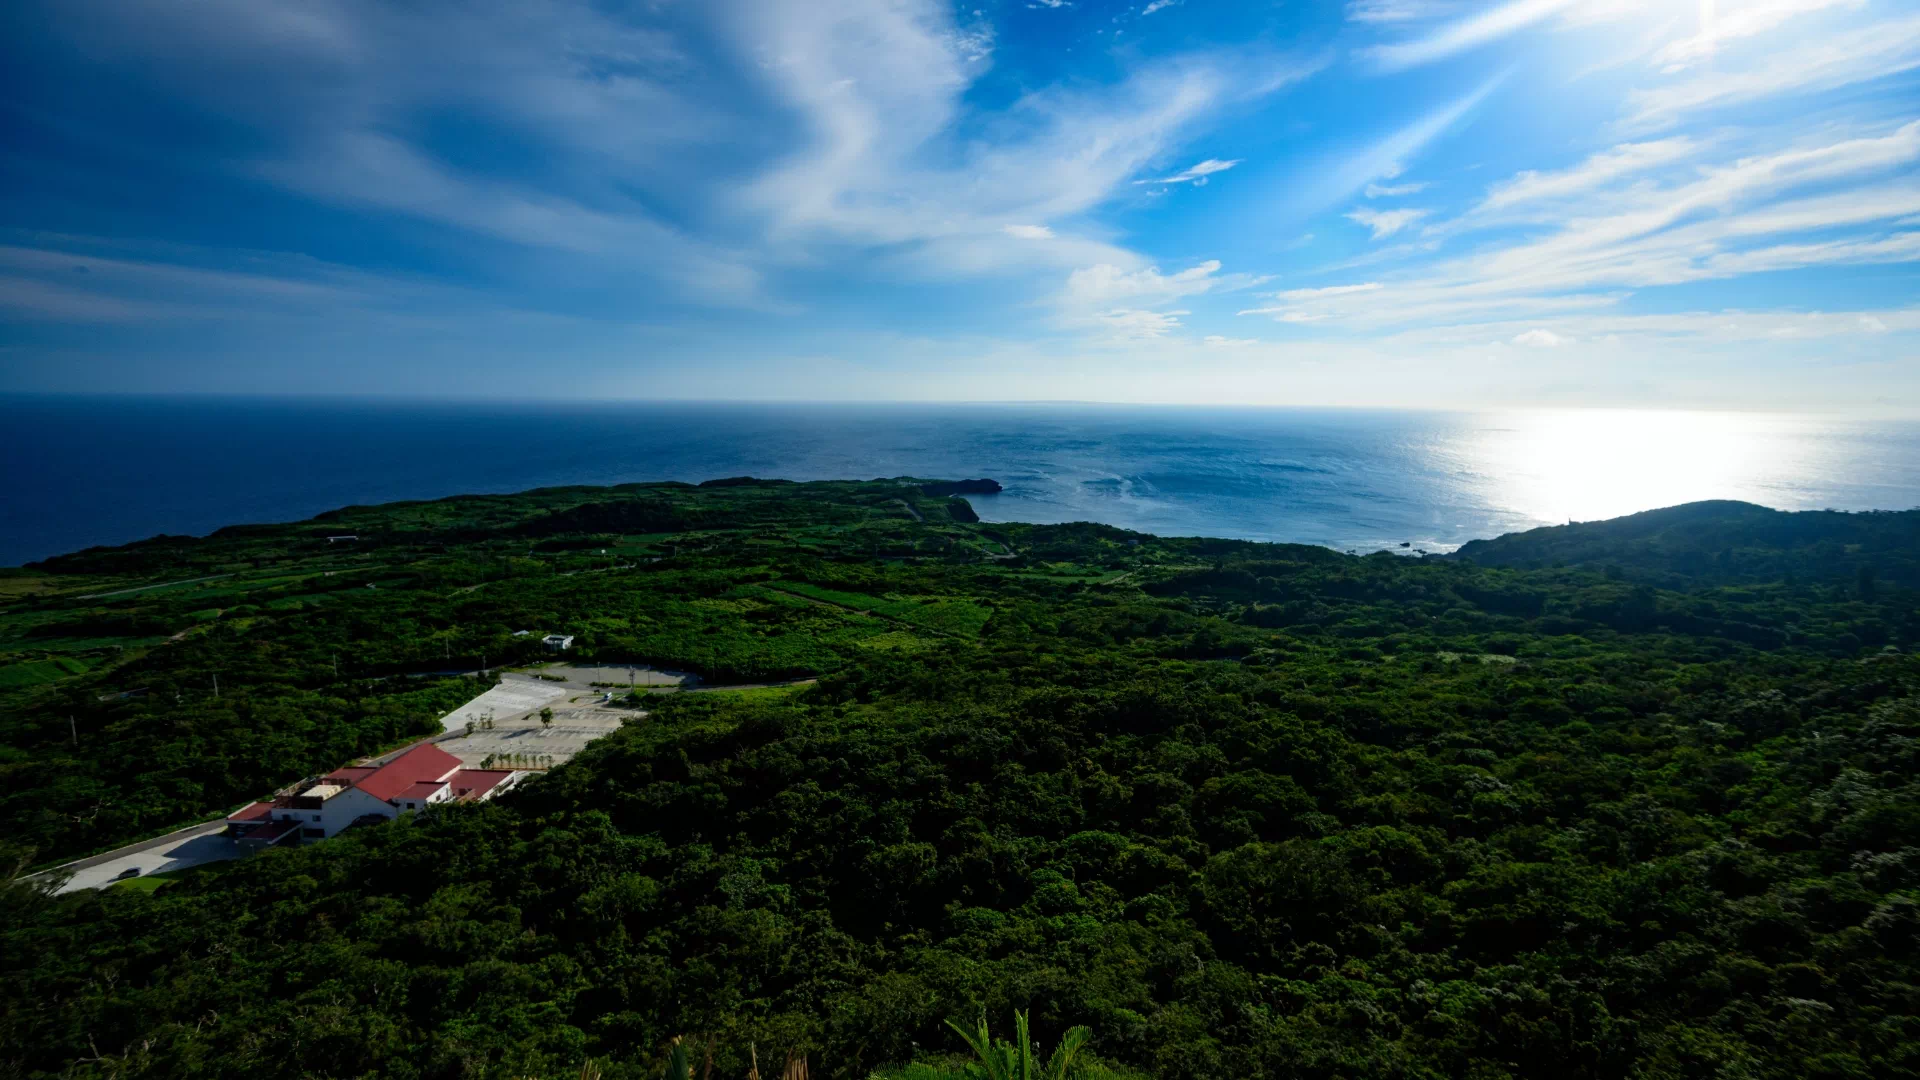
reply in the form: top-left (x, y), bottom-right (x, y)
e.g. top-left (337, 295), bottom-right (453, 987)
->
top-left (31, 0), bottom-right (766, 301)
top-left (1346, 206), bottom-right (1430, 238)
top-left (1064, 260), bottom-right (1231, 306)
top-left (1478, 137), bottom-right (1697, 211)
top-left (1391, 306), bottom-right (1920, 348)
top-left (13, 0), bottom-right (1914, 408)
top-left (265, 131), bottom-right (765, 300)
top-left (1364, 181), bottom-right (1429, 198)
top-left (0, 276), bottom-right (199, 322)
top-left (1653, 0), bottom-right (1864, 72)
top-left (1135, 158), bottom-right (1242, 185)
top-left (1700, 230), bottom-right (1920, 277)
top-left (1358, 0), bottom-right (1580, 72)
top-left (1624, 14), bottom-right (1920, 130)
top-left (1237, 282), bottom-right (1382, 322)
top-left (1248, 121), bottom-right (1920, 331)
top-left (1059, 258), bottom-right (1266, 341)
top-left (1291, 74), bottom-right (1502, 213)
top-left (1142, 0), bottom-right (1180, 14)
top-left (31, 0), bottom-right (1322, 312)
top-left (1345, 0), bottom-right (1460, 24)
top-left (734, 6), bottom-right (1320, 278)
top-left (1278, 283), bottom-right (1385, 300)
top-left (0, 238), bottom-right (580, 331)
top-left (1099, 307), bottom-right (1188, 337)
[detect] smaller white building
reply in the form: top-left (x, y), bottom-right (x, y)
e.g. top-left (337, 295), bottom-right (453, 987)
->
top-left (542, 634), bottom-right (574, 652)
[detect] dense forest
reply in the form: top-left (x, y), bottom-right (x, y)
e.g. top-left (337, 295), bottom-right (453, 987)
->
top-left (3, 480), bottom-right (1918, 1079)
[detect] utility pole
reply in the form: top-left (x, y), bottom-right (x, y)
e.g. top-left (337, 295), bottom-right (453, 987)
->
top-left (212, 673), bottom-right (220, 698)
top-left (69, 715), bottom-right (77, 746)
top-left (332, 654), bottom-right (338, 678)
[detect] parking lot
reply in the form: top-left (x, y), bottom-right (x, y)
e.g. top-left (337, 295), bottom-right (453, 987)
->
top-left (438, 697), bottom-right (637, 768)
top-left (41, 675), bottom-right (652, 893)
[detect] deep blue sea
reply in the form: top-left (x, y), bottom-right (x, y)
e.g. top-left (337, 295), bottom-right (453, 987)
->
top-left (4, 397), bottom-right (1919, 567)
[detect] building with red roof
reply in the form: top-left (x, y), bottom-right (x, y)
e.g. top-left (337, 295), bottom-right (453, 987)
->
top-left (261, 741), bottom-right (526, 842)
top-left (226, 801), bottom-right (273, 825)
top-left (236, 818), bottom-right (301, 852)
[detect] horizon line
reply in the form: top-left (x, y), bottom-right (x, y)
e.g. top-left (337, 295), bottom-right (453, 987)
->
top-left (0, 390), bottom-right (1912, 420)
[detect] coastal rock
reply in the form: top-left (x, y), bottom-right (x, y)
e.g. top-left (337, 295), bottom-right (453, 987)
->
top-left (918, 479), bottom-right (1002, 497)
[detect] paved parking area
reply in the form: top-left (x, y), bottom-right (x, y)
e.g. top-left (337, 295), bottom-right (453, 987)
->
top-left (434, 679), bottom-right (569, 733)
top-left (439, 700), bottom-right (637, 768)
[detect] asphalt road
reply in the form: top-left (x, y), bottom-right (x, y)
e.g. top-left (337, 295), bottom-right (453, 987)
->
top-left (45, 820), bottom-right (239, 895)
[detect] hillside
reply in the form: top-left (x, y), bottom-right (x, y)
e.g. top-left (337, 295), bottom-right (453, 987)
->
top-left (1453, 500), bottom-right (1920, 590)
top-left (3, 482), bottom-right (1919, 1080)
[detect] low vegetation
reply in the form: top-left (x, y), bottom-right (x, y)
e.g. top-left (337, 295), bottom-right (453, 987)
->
top-left (2, 479), bottom-right (1917, 1079)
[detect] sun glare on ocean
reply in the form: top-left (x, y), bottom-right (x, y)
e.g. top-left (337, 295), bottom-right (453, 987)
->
top-left (1463, 410), bottom-right (1812, 528)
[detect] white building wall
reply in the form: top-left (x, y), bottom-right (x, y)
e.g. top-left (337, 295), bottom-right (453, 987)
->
top-left (316, 787), bottom-right (397, 837)
top-left (486, 772), bottom-right (531, 800)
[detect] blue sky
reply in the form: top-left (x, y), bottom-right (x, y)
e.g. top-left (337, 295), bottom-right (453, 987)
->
top-left (1, 0), bottom-right (1917, 409)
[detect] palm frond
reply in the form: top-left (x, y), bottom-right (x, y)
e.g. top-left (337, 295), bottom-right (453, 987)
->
top-left (1042, 1027), bottom-right (1090, 1080)
top-left (1014, 1012), bottom-right (1033, 1080)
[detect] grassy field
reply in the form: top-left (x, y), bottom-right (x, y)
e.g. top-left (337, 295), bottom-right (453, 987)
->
top-left (0, 656), bottom-right (93, 688)
top-left (110, 864), bottom-right (222, 893)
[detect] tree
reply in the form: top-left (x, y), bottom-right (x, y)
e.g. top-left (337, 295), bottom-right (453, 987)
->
top-left (541, 707), bottom-right (555, 727)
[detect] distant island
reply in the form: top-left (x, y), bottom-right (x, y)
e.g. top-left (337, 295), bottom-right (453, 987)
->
top-left (3, 479), bottom-right (1915, 1079)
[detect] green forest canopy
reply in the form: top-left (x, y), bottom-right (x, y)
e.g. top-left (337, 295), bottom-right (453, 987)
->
top-left (3, 479), bottom-right (1918, 1079)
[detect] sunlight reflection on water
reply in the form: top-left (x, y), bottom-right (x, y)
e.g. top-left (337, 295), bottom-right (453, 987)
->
top-left (1456, 410), bottom-right (1842, 527)
top-left (3, 399), bottom-right (1917, 563)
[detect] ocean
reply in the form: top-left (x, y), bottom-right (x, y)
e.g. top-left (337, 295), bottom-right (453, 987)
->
top-left (3, 396), bottom-right (1918, 567)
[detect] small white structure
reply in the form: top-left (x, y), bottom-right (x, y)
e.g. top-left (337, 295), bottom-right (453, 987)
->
top-left (542, 634), bottom-right (575, 652)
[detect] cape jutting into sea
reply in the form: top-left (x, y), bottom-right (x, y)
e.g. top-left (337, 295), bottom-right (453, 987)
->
top-left (3, 396), bottom-right (1918, 567)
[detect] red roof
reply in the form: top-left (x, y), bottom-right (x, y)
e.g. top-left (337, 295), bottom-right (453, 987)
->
top-left (397, 781), bottom-right (447, 802)
top-left (325, 766), bottom-right (377, 783)
top-left (350, 742), bottom-right (463, 803)
top-left (227, 801), bottom-right (273, 823)
top-left (448, 769), bottom-right (514, 801)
